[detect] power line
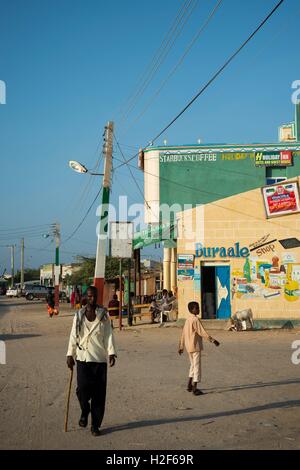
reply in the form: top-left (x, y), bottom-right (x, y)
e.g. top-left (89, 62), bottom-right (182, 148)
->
top-left (151, 0), bottom-right (285, 143)
top-left (117, 143), bottom-right (140, 151)
top-left (123, 0), bottom-right (224, 135)
top-left (61, 186), bottom-right (103, 245)
top-left (113, 139), bottom-right (160, 225)
top-left (114, 150), bottom-right (139, 170)
top-left (57, 1), bottom-right (285, 254)
top-left (113, 135), bottom-right (148, 205)
top-left (113, 172), bottom-right (143, 203)
top-left (76, 149), bottom-right (105, 213)
top-left (25, 244), bottom-right (93, 257)
top-left (112, 153), bottom-right (270, 203)
top-left (0, 223), bottom-right (53, 232)
top-left (0, 233), bottom-right (53, 242)
top-left (120, 0), bottom-right (199, 126)
top-left (64, 129), bottom-right (105, 216)
top-left (0, 224), bottom-right (54, 242)
top-left (114, 0), bottom-right (285, 168)
top-left (112, 153), bottom-right (300, 236)
top-left (117, 0), bottom-right (197, 127)
top-left (112, 141), bottom-right (266, 218)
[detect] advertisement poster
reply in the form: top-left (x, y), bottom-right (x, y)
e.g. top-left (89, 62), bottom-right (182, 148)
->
top-left (177, 254), bottom-right (194, 281)
top-left (262, 182), bottom-right (300, 218)
top-left (193, 265), bottom-right (201, 290)
top-left (255, 151), bottom-right (293, 167)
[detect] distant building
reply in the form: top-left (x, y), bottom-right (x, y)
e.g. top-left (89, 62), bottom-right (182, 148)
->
top-left (40, 263), bottom-right (80, 286)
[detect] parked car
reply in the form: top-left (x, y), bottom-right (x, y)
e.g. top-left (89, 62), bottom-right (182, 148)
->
top-left (47, 287), bottom-right (68, 302)
top-left (20, 284), bottom-right (34, 297)
top-left (24, 285), bottom-right (49, 301)
top-left (6, 286), bottom-right (21, 298)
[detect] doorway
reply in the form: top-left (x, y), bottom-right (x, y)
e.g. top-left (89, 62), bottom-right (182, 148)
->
top-left (201, 266), bottom-right (216, 319)
top-left (201, 264), bottom-right (231, 319)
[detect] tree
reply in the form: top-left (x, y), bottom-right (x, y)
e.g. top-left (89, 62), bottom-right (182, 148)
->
top-left (105, 257), bottom-right (121, 280)
top-left (14, 269), bottom-right (40, 283)
top-left (65, 256), bottom-right (130, 286)
top-left (67, 257), bottom-right (95, 286)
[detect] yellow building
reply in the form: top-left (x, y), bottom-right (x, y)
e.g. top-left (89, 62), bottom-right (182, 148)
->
top-left (176, 177), bottom-right (300, 328)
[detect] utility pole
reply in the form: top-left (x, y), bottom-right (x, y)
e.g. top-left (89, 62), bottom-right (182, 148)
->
top-left (119, 259), bottom-right (122, 331)
top-left (137, 249), bottom-right (141, 299)
top-left (128, 258), bottom-right (133, 326)
top-left (10, 245), bottom-right (15, 287)
top-left (54, 223), bottom-right (60, 312)
top-left (94, 121), bottom-right (114, 305)
top-left (159, 256), bottom-right (163, 291)
top-left (20, 238), bottom-right (24, 289)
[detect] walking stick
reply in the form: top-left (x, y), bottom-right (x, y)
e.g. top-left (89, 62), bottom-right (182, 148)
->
top-left (64, 368), bottom-right (73, 432)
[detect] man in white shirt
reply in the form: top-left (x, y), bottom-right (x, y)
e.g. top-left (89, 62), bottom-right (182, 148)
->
top-left (66, 286), bottom-right (117, 436)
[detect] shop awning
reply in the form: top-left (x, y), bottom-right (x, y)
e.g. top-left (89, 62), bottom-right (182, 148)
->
top-left (133, 223), bottom-right (177, 250)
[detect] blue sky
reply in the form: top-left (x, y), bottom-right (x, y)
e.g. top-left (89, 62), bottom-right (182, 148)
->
top-left (0, 0), bottom-right (299, 272)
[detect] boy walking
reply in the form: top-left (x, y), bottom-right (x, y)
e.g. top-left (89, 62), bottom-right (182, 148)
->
top-left (178, 301), bottom-right (220, 395)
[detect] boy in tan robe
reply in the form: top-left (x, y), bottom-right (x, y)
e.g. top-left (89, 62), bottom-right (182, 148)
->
top-left (178, 301), bottom-right (220, 395)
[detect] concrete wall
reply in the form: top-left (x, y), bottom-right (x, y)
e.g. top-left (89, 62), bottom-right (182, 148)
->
top-left (177, 177), bottom-right (300, 321)
top-left (144, 149), bottom-right (160, 224)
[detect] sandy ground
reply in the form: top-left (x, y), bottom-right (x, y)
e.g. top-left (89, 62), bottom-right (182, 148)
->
top-left (0, 296), bottom-right (300, 450)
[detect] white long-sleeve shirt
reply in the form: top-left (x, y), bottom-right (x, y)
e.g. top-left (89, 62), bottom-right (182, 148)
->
top-left (179, 314), bottom-right (211, 353)
top-left (66, 306), bottom-right (117, 363)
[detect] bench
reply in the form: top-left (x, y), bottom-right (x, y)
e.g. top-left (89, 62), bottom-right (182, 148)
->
top-left (108, 301), bottom-right (178, 326)
top-left (108, 304), bottom-right (152, 325)
top-left (132, 304), bottom-right (151, 323)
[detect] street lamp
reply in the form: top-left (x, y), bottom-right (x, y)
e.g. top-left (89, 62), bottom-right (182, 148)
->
top-left (68, 160), bottom-right (104, 176)
top-left (68, 122), bottom-right (113, 306)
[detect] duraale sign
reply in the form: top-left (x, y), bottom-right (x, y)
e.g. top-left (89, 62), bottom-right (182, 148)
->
top-left (195, 243), bottom-right (249, 258)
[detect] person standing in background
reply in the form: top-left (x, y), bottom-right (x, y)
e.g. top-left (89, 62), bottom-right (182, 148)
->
top-left (75, 288), bottom-right (82, 310)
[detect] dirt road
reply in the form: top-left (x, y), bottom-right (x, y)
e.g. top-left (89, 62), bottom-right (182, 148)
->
top-left (0, 297), bottom-right (300, 450)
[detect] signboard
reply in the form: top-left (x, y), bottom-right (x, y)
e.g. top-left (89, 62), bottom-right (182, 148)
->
top-left (54, 265), bottom-right (60, 283)
top-left (282, 253), bottom-right (297, 263)
top-left (177, 254), bottom-right (194, 281)
top-left (262, 182), bottom-right (300, 218)
top-left (255, 151), bottom-right (293, 167)
top-left (110, 222), bottom-right (133, 258)
top-left (279, 238), bottom-right (300, 249)
top-left (195, 242), bottom-right (249, 258)
top-left (160, 153), bottom-right (217, 163)
top-left (279, 124), bottom-right (296, 142)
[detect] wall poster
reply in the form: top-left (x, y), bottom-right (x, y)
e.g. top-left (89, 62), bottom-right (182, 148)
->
top-left (262, 181), bottom-right (300, 218)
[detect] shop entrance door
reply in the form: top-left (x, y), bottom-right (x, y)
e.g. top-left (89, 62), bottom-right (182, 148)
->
top-left (201, 265), bottom-right (231, 319)
top-left (201, 266), bottom-right (216, 319)
top-left (215, 266), bottom-right (231, 319)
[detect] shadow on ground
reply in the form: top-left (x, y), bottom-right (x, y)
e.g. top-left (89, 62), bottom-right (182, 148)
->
top-left (0, 334), bottom-right (42, 341)
top-left (0, 302), bottom-right (34, 308)
top-left (203, 378), bottom-right (300, 394)
top-left (100, 399), bottom-right (300, 436)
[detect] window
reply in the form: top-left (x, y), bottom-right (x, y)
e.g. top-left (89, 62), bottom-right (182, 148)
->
top-left (266, 166), bottom-right (287, 186)
top-left (266, 177), bottom-right (287, 185)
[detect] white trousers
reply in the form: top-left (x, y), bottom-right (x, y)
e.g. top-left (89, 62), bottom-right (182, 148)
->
top-left (188, 352), bottom-right (201, 383)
